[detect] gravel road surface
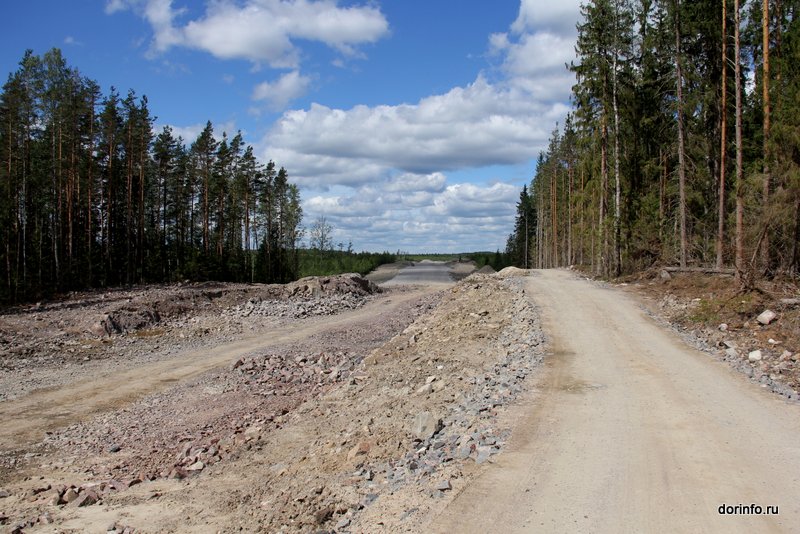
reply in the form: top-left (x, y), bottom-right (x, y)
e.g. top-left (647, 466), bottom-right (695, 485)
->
top-left (381, 260), bottom-right (455, 286)
top-left (433, 269), bottom-right (800, 533)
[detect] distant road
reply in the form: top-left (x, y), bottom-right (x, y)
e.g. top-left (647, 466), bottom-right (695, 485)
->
top-left (381, 260), bottom-right (455, 286)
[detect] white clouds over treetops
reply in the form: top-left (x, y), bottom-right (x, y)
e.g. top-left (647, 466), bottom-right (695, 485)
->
top-left (302, 180), bottom-right (518, 252)
top-left (252, 71), bottom-right (311, 112)
top-left (106, 0), bottom-right (389, 67)
top-left (115, 0), bottom-right (583, 251)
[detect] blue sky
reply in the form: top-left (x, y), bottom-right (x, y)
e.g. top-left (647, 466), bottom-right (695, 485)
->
top-left (3, 0), bottom-right (582, 253)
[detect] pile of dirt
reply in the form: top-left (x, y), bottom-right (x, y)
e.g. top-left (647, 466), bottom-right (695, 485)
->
top-left (476, 265), bottom-right (496, 274)
top-left (0, 273), bottom-right (547, 533)
top-left (286, 273), bottom-right (381, 298)
top-left (0, 273), bottom-right (386, 403)
top-left (495, 266), bottom-right (529, 278)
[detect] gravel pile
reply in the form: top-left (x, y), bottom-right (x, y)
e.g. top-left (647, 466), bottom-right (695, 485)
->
top-left (224, 293), bottom-right (370, 319)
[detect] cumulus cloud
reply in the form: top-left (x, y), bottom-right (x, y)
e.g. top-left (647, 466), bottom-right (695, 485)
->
top-left (511, 0), bottom-right (583, 34)
top-left (255, 0), bottom-right (582, 251)
top-left (106, 0), bottom-right (389, 67)
top-left (301, 177), bottom-right (517, 252)
top-left (252, 71), bottom-right (311, 111)
top-left (385, 172), bottom-right (447, 193)
top-left (265, 76), bottom-right (560, 188)
top-left (426, 183), bottom-right (518, 219)
top-left (491, 0), bottom-right (581, 102)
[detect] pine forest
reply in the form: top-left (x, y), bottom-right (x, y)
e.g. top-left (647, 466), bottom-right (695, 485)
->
top-left (0, 49), bottom-right (303, 303)
top-left (506, 0), bottom-right (800, 282)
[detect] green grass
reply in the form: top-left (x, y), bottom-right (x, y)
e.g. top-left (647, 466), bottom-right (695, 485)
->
top-left (297, 250), bottom-right (396, 278)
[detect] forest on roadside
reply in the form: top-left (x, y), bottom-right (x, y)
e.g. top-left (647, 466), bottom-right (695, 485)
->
top-left (506, 0), bottom-right (800, 282)
top-left (0, 49), bottom-right (305, 303)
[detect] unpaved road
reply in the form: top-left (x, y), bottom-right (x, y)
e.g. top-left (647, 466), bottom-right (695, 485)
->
top-left (0, 288), bottom-right (432, 454)
top-left (433, 269), bottom-right (800, 533)
top-left (382, 260), bottom-right (456, 286)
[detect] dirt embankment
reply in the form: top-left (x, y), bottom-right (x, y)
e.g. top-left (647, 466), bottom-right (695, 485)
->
top-left (621, 270), bottom-right (800, 401)
top-left (0, 274), bottom-right (383, 403)
top-left (0, 270), bottom-right (543, 533)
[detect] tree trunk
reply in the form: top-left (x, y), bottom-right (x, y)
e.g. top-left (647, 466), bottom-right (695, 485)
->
top-left (675, 0), bottom-right (688, 269)
top-left (551, 162), bottom-right (558, 267)
top-left (717, 0), bottom-right (728, 270)
top-left (761, 0), bottom-right (771, 272)
top-left (734, 0), bottom-right (745, 280)
top-left (612, 2), bottom-right (622, 277)
top-left (600, 118), bottom-right (608, 276)
top-left (568, 160), bottom-right (573, 265)
top-left (579, 167), bottom-right (585, 265)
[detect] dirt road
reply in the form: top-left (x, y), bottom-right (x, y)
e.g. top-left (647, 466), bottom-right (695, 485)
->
top-left (433, 269), bottom-right (800, 533)
top-left (0, 288), bottom-right (431, 454)
top-left (382, 260), bottom-right (457, 286)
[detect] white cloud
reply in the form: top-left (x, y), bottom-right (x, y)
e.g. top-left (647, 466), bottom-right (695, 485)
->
top-left (511, 0), bottom-right (583, 34)
top-left (265, 76), bottom-right (561, 188)
top-left (108, 0), bottom-right (389, 67)
top-left (385, 172), bottom-right (447, 193)
top-left (426, 183), bottom-right (519, 219)
top-left (105, 0), bottom-right (128, 15)
top-left (255, 0), bottom-right (582, 251)
top-left (300, 177), bottom-right (517, 252)
top-left (252, 71), bottom-right (311, 111)
top-left (494, 0), bottom-right (581, 103)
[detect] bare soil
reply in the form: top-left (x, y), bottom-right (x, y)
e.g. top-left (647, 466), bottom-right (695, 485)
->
top-left (622, 270), bottom-right (800, 399)
top-left (2, 267), bottom-right (798, 533)
top-left (0, 269), bottom-right (541, 533)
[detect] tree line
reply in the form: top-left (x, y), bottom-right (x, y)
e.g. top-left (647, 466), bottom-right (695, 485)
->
top-left (507, 0), bottom-right (800, 282)
top-left (0, 48), bottom-right (303, 303)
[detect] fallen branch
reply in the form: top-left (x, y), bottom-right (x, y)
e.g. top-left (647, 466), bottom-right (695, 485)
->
top-left (663, 266), bottom-right (736, 275)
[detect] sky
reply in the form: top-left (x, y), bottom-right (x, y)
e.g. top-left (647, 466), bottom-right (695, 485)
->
top-left (2, 0), bottom-right (582, 253)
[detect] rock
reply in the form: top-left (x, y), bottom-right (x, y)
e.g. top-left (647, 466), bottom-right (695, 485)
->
top-left (108, 480), bottom-right (128, 491)
top-left (723, 340), bottom-right (738, 349)
top-left (435, 479), bottom-right (452, 491)
top-left (725, 348), bottom-right (738, 359)
top-left (347, 441), bottom-right (371, 461)
top-left (756, 309), bottom-right (777, 325)
top-left (416, 383), bottom-right (434, 395)
top-left (336, 517), bottom-right (351, 529)
top-left (411, 412), bottom-right (443, 440)
top-left (48, 491), bottom-right (63, 506)
top-left (62, 488), bottom-right (79, 503)
top-left (314, 506), bottom-right (334, 524)
top-left (748, 350), bottom-right (763, 362)
top-left (108, 443), bottom-right (121, 453)
top-left (718, 323), bottom-right (728, 332)
top-left (187, 460), bottom-right (205, 472)
top-left (0, 489), bottom-right (9, 498)
top-left (168, 467), bottom-right (188, 479)
top-left (660, 269), bottom-right (672, 280)
top-left (72, 490), bottom-right (98, 507)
